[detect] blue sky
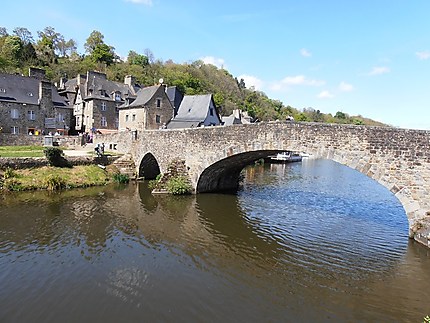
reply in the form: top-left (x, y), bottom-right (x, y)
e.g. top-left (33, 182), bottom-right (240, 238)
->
top-left (2, 0), bottom-right (429, 129)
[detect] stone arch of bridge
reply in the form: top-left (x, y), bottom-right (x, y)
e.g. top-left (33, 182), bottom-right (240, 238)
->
top-left (138, 152), bottom-right (161, 180)
top-left (195, 146), bottom-right (414, 230)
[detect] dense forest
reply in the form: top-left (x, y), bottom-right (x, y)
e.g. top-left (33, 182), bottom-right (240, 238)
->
top-left (0, 26), bottom-right (386, 126)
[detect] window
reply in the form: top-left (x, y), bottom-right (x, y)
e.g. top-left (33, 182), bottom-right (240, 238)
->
top-left (115, 92), bottom-right (121, 101)
top-left (101, 102), bottom-right (107, 111)
top-left (209, 108), bottom-right (214, 116)
top-left (132, 114), bottom-right (136, 121)
top-left (125, 114), bottom-right (129, 122)
top-left (115, 117), bottom-right (119, 128)
top-left (0, 88), bottom-right (6, 93)
top-left (155, 115), bottom-right (161, 123)
top-left (28, 92), bottom-right (33, 97)
top-left (11, 126), bottom-right (19, 134)
top-left (56, 113), bottom-right (64, 122)
top-left (11, 108), bottom-right (19, 119)
top-left (101, 117), bottom-right (107, 127)
top-left (76, 116), bottom-right (80, 127)
top-left (156, 98), bottom-right (161, 108)
top-left (28, 110), bottom-right (36, 120)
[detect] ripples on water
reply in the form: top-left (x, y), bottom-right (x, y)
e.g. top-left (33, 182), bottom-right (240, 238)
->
top-left (0, 159), bottom-right (429, 322)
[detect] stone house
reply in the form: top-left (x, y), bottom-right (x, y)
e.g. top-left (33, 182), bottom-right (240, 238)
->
top-left (58, 71), bottom-right (140, 133)
top-left (118, 84), bottom-right (174, 131)
top-left (166, 94), bottom-right (222, 129)
top-left (0, 68), bottom-right (70, 135)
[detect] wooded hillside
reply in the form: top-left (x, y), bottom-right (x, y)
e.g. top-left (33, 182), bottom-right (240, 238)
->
top-left (0, 26), bottom-right (386, 126)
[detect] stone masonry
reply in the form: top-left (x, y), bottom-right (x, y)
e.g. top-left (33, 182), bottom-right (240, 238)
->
top-left (94, 121), bottom-right (430, 248)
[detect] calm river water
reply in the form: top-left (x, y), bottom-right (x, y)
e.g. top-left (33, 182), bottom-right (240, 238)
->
top-left (1, 159), bottom-right (429, 322)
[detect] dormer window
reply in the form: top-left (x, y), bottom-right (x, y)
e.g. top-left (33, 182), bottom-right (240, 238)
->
top-left (88, 89), bottom-right (93, 96)
top-left (28, 92), bottom-right (33, 97)
top-left (99, 89), bottom-right (106, 96)
top-left (115, 92), bottom-right (121, 101)
top-left (0, 88), bottom-right (6, 93)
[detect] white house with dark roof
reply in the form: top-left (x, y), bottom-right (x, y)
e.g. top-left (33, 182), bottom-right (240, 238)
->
top-left (118, 84), bottom-right (174, 131)
top-left (58, 71), bottom-right (140, 133)
top-left (166, 94), bottom-right (221, 129)
top-left (0, 68), bottom-right (70, 135)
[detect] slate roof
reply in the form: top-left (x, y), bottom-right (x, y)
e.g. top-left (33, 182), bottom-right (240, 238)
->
top-left (166, 86), bottom-right (184, 115)
top-left (125, 85), bottom-right (160, 108)
top-left (222, 115), bottom-right (242, 126)
top-left (173, 94), bottom-right (213, 121)
top-left (0, 73), bottom-right (68, 107)
top-left (166, 120), bottom-right (202, 129)
top-left (62, 71), bottom-right (140, 102)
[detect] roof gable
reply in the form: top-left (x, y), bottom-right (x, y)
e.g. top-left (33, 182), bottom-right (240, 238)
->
top-left (174, 94), bottom-right (213, 121)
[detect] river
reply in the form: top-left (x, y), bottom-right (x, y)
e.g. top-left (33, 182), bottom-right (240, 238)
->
top-left (0, 159), bottom-right (429, 322)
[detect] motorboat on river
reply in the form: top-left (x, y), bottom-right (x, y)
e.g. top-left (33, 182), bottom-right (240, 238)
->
top-left (264, 151), bottom-right (303, 163)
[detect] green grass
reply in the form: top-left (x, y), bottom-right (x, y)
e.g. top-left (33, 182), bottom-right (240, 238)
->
top-left (1, 165), bottom-right (111, 191)
top-left (0, 146), bottom-right (45, 157)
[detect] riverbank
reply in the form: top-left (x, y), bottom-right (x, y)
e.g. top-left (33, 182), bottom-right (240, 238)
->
top-left (0, 164), bottom-right (117, 192)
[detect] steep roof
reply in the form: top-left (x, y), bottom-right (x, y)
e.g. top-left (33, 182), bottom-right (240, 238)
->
top-left (174, 94), bottom-right (213, 121)
top-left (0, 73), bottom-right (68, 107)
top-left (127, 85), bottom-right (160, 108)
top-left (62, 71), bottom-right (140, 101)
top-left (166, 120), bottom-right (202, 129)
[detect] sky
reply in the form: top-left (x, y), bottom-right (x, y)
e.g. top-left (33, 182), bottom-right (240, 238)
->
top-left (1, 0), bottom-right (429, 129)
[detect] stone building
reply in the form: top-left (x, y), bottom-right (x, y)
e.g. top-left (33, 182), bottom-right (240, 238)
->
top-left (166, 94), bottom-right (222, 129)
top-left (0, 68), bottom-right (70, 135)
top-left (58, 71), bottom-right (140, 133)
top-left (118, 84), bottom-right (174, 131)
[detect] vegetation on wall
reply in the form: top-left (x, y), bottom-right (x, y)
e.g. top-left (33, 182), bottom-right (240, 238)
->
top-left (0, 25), bottom-right (386, 127)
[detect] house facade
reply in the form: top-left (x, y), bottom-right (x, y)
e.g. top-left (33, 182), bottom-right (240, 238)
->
top-left (118, 85), bottom-right (174, 131)
top-left (166, 94), bottom-right (221, 129)
top-left (58, 71), bottom-right (140, 133)
top-left (0, 68), bottom-right (70, 135)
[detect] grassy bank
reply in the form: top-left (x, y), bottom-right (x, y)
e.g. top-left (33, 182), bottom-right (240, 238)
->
top-left (0, 165), bottom-right (116, 192)
top-left (0, 145), bottom-right (46, 157)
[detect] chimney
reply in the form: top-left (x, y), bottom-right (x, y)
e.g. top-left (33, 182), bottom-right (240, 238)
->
top-left (39, 80), bottom-right (55, 118)
top-left (124, 75), bottom-right (135, 87)
top-left (29, 67), bottom-right (46, 80)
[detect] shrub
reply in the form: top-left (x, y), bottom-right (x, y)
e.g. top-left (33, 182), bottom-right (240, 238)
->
top-left (166, 176), bottom-right (192, 195)
top-left (3, 178), bottom-right (23, 191)
top-left (45, 174), bottom-right (66, 190)
top-left (112, 173), bottom-right (130, 184)
top-left (3, 167), bottom-right (16, 179)
top-left (44, 147), bottom-right (71, 168)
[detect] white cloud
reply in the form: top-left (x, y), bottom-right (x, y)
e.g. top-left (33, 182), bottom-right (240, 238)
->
top-left (271, 75), bottom-right (325, 91)
top-left (368, 66), bottom-right (390, 76)
top-left (416, 51), bottom-right (430, 60)
top-left (200, 56), bottom-right (226, 69)
top-left (317, 91), bottom-right (334, 99)
top-left (338, 81), bottom-right (354, 92)
top-left (300, 48), bottom-right (312, 57)
top-left (125, 0), bottom-right (153, 4)
top-left (238, 74), bottom-right (263, 91)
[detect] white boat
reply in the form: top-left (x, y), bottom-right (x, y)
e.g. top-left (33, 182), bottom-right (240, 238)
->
top-left (265, 151), bottom-right (303, 163)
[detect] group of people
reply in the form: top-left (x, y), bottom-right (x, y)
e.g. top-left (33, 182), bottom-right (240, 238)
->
top-left (94, 143), bottom-right (105, 157)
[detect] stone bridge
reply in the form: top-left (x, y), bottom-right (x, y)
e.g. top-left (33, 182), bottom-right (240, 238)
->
top-left (96, 121), bottom-right (430, 248)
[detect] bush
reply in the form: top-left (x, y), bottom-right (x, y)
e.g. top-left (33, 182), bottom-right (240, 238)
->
top-left (112, 173), bottom-right (130, 184)
top-left (166, 176), bottom-right (192, 195)
top-left (44, 147), bottom-right (72, 168)
top-left (3, 167), bottom-right (16, 179)
top-left (45, 174), bottom-right (66, 190)
top-left (3, 178), bottom-right (23, 191)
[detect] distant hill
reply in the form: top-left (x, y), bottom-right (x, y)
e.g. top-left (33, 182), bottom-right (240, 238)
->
top-left (0, 26), bottom-right (387, 127)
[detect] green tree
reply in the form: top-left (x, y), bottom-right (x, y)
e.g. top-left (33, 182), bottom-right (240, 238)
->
top-left (84, 30), bottom-right (104, 54)
top-left (91, 43), bottom-right (115, 66)
top-left (127, 50), bottom-right (149, 67)
top-left (0, 27), bottom-right (8, 37)
top-left (0, 35), bottom-right (23, 67)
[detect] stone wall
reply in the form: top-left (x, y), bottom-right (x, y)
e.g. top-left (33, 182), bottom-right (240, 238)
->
top-left (0, 134), bottom-right (83, 147)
